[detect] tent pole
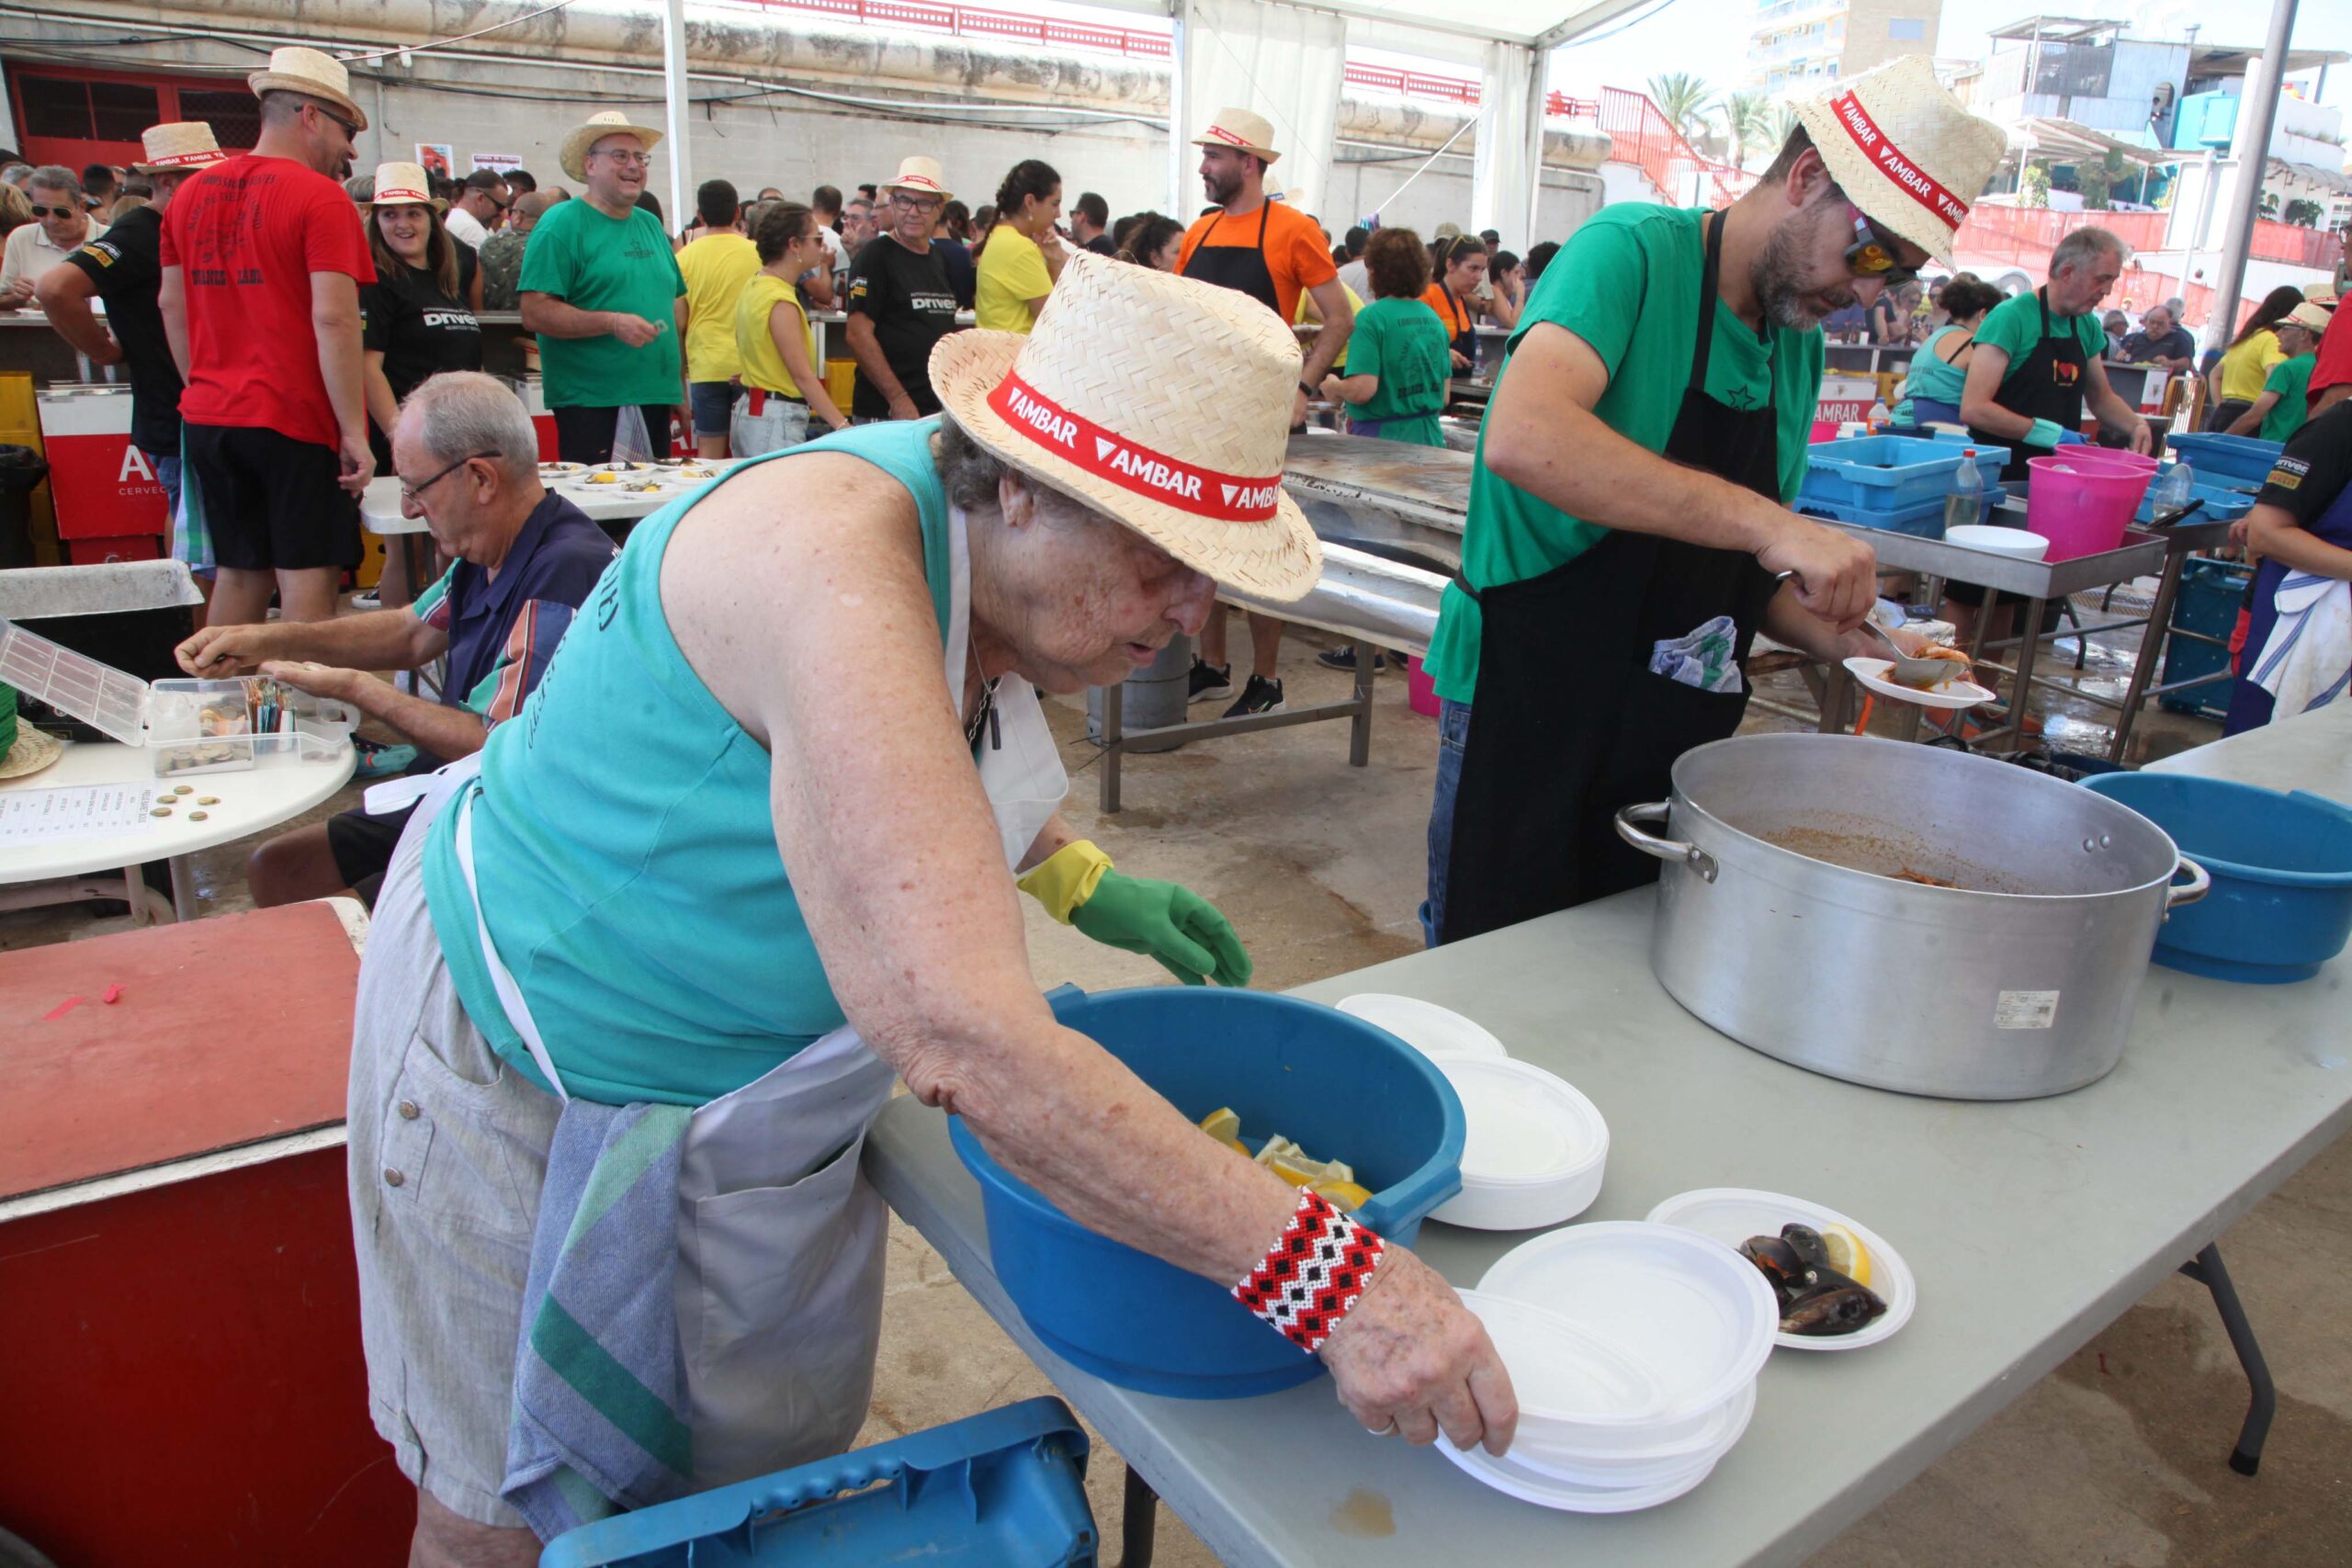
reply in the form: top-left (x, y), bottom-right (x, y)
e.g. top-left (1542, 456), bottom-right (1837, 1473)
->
top-left (1167, 0), bottom-right (1192, 219)
top-left (2199, 0), bottom-right (2298, 352)
top-left (661, 0), bottom-right (694, 230)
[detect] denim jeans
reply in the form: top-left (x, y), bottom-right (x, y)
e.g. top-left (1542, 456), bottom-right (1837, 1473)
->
top-left (1419, 697), bottom-right (1471, 947)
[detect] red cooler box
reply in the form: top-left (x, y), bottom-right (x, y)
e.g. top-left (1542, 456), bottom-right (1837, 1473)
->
top-left (37, 384), bottom-right (165, 563)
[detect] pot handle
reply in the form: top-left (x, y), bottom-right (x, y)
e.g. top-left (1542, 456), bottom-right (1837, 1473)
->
top-left (1613, 801), bottom-right (1718, 884)
top-left (2165, 854), bottom-right (2211, 911)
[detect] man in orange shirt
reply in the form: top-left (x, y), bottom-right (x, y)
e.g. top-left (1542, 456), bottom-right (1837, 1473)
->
top-left (1179, 107), bottom-right (1353, 716)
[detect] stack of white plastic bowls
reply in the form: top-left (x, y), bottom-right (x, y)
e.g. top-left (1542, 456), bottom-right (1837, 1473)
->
top-left (1441, 1222), bottom-right (1780, 1511)
top-left (1334, 995), bottom-right (1608, 1229)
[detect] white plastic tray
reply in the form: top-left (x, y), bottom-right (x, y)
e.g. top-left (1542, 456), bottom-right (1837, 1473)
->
top-left (1453, 1289), bottom-right (1663, 1427)
top-left (1507, 1381), bottom-right (1757, 1489)
top-left (1844, 656), bottom-right (1995, 711)
top-left (1334, 994), bottom-right (1509, 1060)
top-left (1437, 1433), bottom-right (1721, 1513)
top-left (1643, 1187), bottom-right (1917, 1352)
top-left (1430, 1059), bottom-right (1608, 1231)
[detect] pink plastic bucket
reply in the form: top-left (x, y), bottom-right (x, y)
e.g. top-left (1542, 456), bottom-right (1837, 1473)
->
top-left (1809, 420), bottom-right (1839, 445)
top-left (2027, 456), bottom-right (2154, 561)
top-left (1407, 656), bottom-right (1441, 717)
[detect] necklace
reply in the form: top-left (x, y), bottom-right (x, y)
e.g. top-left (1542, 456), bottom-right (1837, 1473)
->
top-left (963, 628), bottom-right (1001, 755)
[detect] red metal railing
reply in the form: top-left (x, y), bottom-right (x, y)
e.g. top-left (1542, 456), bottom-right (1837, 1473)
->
top-left (2251, 218), bottom-right (2344, 271)
top-left (1596, 86), bottom-right (1752, 208)
top-left (727, 0), bottom-right (1173, 57)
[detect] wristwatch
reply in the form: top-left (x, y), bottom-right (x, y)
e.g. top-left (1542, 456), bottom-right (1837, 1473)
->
top-left (1299, 380), bottom-right (1317, 398)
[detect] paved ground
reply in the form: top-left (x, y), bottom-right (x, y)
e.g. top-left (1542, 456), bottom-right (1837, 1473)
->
top-left (6, 603), bottom-right (2346, 1565)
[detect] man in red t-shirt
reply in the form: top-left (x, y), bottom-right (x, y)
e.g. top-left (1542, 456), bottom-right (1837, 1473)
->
top-left (2307, 288), bottom-right (2349, 417)
top-left (1176, 107), bottom-right (1353, 716)
top-left (161, 46), bottom-right (375, 627)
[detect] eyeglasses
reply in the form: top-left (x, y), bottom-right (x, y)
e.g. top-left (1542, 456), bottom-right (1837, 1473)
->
top-left (310, 102), bottom-right (363, 141)
top-left (28, 205), bottom-right (78, 220)
top-left (888, 194), bottom-right (942, 215)
top-left (591, 149), bottom-right (650, 166)
top-left (401, 451), bottom-right (501, 506)
top-left (1843, 207), bottom-right (1919, 288)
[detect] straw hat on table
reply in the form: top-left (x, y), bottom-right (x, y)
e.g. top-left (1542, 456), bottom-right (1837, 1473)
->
top-left (560, 109), bottom-right (664, 183)
top-left (930, 251), bottom-right (1321, 602)
top-left (0, 689), bottom-right (62, 782)
top-left (1193, 108), bottom-right (1282, 164)
top-left (1794, 55), bottom-right (2006, 268)
top-left (131, 122), bottom-right (229, 175)
top-left (247, 46), bottom-right (369, 131)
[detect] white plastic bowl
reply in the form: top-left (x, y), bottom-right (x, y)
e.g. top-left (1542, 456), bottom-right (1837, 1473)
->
top-left (1508, 1382), bottom-right (1758, 1488)
top-left (1453, 1290), bottom-right (1664, 1426)
top-left (1945, 524), bottom-right (2052, 559)
top-left (1333, 994), bottom-right (1509, 1061)
top-left (1429, 1059), bottom-right (1609, 1230)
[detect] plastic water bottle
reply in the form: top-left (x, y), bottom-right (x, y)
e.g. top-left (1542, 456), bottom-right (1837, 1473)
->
top-left (2149, 459), bottom-right (2195, 517)
top-left (1946, 448), bottom-right (1984, 533)
top-left (1867, 398), bottom-right (1892, 434)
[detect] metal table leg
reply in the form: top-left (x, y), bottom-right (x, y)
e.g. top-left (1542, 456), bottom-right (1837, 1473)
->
top-left (167, 853), bottom-right (197, 921)
top-left (1099, 682), bottom-right (1124, 815)
top-left (1117, 1462), bottom-right (1159, 1568)
top-left (2178, 1244), bottom-right (2275, 1476)
top-left (2109, 545), bottom-right (2193, 764)
top-left (1992, 597), bottom-right (2048, 753)
top-left (1347, 639), bottom-right (1374, 766)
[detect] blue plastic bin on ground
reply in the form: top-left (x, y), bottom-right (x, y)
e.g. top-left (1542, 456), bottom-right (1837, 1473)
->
top-left (1799, 434), bottom-right (2009, 510)
top-left (2082, 773), bottom-right (2352, 985)
top-left (538, 1397), bottom-right (1096, 1567)
top-left (2162, 432), bottom-right (2284, 491)
top-left (2157, 556), bottom-right (2253, 722)
top-left (950, 984), bottom-right (1465, 1398)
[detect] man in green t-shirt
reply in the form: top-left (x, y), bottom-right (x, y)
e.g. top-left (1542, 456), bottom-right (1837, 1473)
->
top-left (2225, 302), bottom-right (2328, 445)
top-left (1958, 225), bottom-right (2151, 479)
top-left (520, 110), bottom-right (688, 464)
top-left (1425, 58), bottom-right (2005, 947)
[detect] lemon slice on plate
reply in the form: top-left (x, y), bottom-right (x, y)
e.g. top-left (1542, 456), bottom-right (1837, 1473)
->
top-left (1819, 1223), bottom-right (1872, 1287)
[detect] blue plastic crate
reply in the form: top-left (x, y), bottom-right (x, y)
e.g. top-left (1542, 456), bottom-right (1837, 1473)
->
top-left (2133, 475), bottom-right (2255, 525)
top-left (1800, 434), bottom-right (2010, 510)
top-left (540, 1398), bottom-right (1096, 1567)
top-left (2158, 555), bottom-right (2253, 722)
top-left (2163, 432), bottom-right (2283, 490)
top-left (1794, 481), bottom-right (2007, 539)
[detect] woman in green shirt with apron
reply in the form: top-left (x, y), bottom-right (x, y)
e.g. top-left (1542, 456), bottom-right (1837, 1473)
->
top-left (1321, 228), bottom-right (1454, 446)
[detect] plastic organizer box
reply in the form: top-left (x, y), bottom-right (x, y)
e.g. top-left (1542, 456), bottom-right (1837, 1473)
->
top-left (1799, 434), bottom-right (2009, 510)
top-left (539, 1397), bottom-right (1097, 1566)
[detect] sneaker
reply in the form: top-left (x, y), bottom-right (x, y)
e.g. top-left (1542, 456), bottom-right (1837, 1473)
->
top-left (352, 738), bottom-right (418, 781)
top-left (349, 590), bottom-right (381, 611)
top-left (1316, 646), bottom-right (1386, 672)
top-left (1187, 659), bottom-right (1233, 705)
top-left (1222, 675), bottom-right (1285, 717)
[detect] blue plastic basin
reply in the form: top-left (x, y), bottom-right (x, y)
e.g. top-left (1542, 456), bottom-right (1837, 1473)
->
top-left (1801, 434), bottom-right (2009, 510)
top-left (2162, 432), bottom-right (2285, 490)
top-left (950, 985), bottom-right (1464, 1398)
top-left (2082, 773), bottom-right (2352, 984)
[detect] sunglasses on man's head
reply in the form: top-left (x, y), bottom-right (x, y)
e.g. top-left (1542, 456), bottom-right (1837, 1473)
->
top-left (1843, 208), bottom-right (1918, 288)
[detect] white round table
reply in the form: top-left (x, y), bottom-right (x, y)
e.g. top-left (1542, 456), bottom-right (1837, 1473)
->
top-left (0, 738), bottom-right (356, 921)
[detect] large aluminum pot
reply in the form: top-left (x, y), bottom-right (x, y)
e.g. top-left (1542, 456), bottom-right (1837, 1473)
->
top-left (1614, 734), bottom-right (2209, 1100)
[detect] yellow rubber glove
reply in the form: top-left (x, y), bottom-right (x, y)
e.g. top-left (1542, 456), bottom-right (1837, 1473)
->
top-left (1017, 839), bottom-right (1115, 925)
top-left (1019, 840), bottom-right (1253, 987)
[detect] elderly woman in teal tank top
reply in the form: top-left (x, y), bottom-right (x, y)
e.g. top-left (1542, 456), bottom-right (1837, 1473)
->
top-left (1891, 273), bottom-right (2002, 428)
top-left (347, 254), bottom-right (1518, 1561)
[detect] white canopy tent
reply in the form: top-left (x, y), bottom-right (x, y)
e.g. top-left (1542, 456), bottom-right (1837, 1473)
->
top-left (645, 0), bottom-right (1658, 256)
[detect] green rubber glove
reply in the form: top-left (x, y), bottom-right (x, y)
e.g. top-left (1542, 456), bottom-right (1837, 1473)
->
top-left (1070, 869), bottom-right (1254, 987)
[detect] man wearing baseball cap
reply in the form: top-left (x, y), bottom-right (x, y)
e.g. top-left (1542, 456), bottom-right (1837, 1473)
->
top-left (1178, 107), bottom-right (1354, 718)
top-left (1425, 57), bottom-right (2005, 946)
top-left (2224, 300), bottom-right (2329, 445)
top-left (40, 122), bottom-right (226, 553)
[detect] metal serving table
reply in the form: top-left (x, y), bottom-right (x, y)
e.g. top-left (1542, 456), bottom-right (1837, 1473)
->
top-left (1827, 503), bottom-right (2237, 758)
top-left (865, 703), bottom-right (2352, 1567)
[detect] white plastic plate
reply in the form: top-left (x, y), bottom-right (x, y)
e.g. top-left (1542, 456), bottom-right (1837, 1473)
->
top-left (1334, 994), bottom-right (1509, 1060)
top-left (1479, 1222), bottom-right (1778, 1424)
top-left (1843, 657), bottom-right (1996, 711)
top-left (1507, 1382), bottom-right (1756, 1489)
top-left (1644, 1188), bottom-right (1917, 1352)
top-left (1453, 1290), bottom-right (1664, 1427)
top-left (1437, 1435), bottom-right (1720, 1513)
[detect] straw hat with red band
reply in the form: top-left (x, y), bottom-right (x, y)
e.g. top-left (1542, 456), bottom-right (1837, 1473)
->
top-left (1794, 55), bottom-right (2006, 268)
top-left (247, 46), bottom-right (369, 132)
top-left (880, 155), bottom-right (953, 203)
top-left (132, 122), bottom-right (229, 175)
top-left (559, 109), bottom-right (664, 183)
top-left (931, 252), bottom-right (1321, 602)
top-left (367, 162), bottom-right (446, 211)
top-left (2283, 301), bottom-right (2332, 335)
top-left (1193, 108), bottom-right (1282, 164)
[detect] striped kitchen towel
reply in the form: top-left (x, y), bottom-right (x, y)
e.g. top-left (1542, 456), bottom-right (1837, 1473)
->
top-left (2251, 572), bottom-right (2352, 722)
top-left (501, 1098), bottom-right (695, 1540)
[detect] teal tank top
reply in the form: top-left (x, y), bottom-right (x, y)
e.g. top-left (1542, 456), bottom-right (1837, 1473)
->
top-left (1892, 325), bottom-right (1972, 424)
top-left (422, 420), bottom-right (956, 1106)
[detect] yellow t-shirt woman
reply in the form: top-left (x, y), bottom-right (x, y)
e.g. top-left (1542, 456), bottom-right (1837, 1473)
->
top-left (976, 225), bottom-right (1053, 333)
top-left (2215, 328), bottom-right (2288, 404)
top-left (734, 272), bottom-right (813, 397)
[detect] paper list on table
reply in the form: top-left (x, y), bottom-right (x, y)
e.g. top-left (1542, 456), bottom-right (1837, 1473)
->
top-left (0, 784), bottom-right (160, 845)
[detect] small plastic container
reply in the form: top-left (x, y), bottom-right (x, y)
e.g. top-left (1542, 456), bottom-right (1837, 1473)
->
top-left (1429, 1057), bottom-right (1609, 1231)
top-left (146, 678), bottom-right (357, 777)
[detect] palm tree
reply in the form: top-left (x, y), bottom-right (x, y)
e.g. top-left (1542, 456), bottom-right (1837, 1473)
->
top-left (1646, 73), bottom-right (1715, 145)
top-left (1718, 91), bottom-right (1774, 169)
top-left (1766, 100), bottom-right (1802, 152)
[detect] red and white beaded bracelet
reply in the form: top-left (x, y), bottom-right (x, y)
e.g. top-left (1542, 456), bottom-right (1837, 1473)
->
top-left (1233, 1187), bottom-right (1387, 1354)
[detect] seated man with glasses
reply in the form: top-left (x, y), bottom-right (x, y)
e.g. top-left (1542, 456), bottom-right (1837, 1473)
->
top-left (173, 373), bottom-right (616, 908)
top-left (0, 164), bottom-right (105, 310)
top-left (520, 111), bottom-right (690, 463)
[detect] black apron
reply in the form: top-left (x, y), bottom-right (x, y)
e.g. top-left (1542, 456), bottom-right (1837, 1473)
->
top-left (1968, 288), bottom-right (2088, 484)
top-left (1438, 213), bottom-right (1784, 945)
top-left (1181, 202), bottom-right (1281, 318)
top-left (1437, 281), bottom-right (1476, 360)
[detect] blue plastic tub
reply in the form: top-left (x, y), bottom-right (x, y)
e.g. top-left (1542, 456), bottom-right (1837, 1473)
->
top-left (539, 1397), bottom-right (1095, 1566)
top-left (951, 984), bottom-right (1464, 1398)
top-left (1801, 434), bottom-right (2010, 510)
top-left (2134, 475), bottom-right (2255, 525)
top-left (2082, 773), bottom-right (2352, 984)
top-left (2163, 432), bottom-right (2284, 490)
top-left (1794, 481), bottom-right (2007, 539)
